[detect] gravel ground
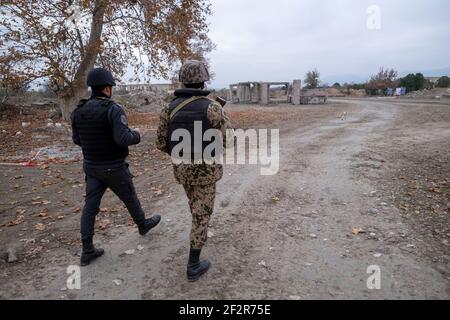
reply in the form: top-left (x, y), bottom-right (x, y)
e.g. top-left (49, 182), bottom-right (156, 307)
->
top-left (0, 98), bottom-right (448, 300)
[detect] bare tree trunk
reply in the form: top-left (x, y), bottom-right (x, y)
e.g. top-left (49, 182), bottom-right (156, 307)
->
top-left (59, 87), bottom-right (88, 121)
top-left (60, 0), bottom-right (106, 121)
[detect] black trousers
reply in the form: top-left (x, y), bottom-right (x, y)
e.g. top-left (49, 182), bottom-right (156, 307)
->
top-left (81, 163), bottom-right (145, 239)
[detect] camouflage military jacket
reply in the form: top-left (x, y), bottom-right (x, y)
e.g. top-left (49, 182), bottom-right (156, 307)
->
top-left (156, 90), bottom-right (232, 186)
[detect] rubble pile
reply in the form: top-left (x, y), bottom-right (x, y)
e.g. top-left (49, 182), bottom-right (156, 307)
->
top-left (404, 88), bottom-right (450, 100)
top-left (115, 90), bottom-right (174, 113)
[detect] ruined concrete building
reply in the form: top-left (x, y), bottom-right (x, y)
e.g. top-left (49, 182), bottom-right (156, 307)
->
top-left (226, 80), bottom-right (326, 105)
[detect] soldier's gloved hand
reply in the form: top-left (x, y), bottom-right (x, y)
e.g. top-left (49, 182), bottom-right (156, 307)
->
top-left (132, 127), bottom-right (140, 134)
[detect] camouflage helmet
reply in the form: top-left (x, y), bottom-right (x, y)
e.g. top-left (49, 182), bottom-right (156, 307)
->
top-left (179, 60), bottom-right (210, 84)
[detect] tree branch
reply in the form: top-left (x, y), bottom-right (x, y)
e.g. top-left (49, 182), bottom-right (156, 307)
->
top-left (71, 0), bottom-right (107, 92)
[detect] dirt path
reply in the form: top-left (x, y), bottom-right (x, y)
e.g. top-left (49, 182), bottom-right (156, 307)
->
top-left (1, 99), bottom-right (449, 299)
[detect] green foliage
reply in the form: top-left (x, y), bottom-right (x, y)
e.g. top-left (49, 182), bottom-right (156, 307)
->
top-left (304, 69), bottom-right (320, 89)
top-left (346, 83), bottom-right (366, 90)
top-left (437, 76), bottom-right (450, 88)
top-left (399, 73), bottom-right (427, 93)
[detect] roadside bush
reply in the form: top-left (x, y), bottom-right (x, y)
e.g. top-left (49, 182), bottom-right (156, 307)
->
top-left (399, 73), bottom-right (427, 93)
top-left (437, 76), bottom-right (450, 88)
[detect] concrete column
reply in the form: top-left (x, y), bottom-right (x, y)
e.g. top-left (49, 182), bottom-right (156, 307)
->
top-left (244, 85), bottom-right (251, 102)
top-left (260, 83), bottom-right (270, 105)
top-left (248, 85), bottom-right (253, 102)
top-left (251, 84), bottom-right (258, 102)
top-left (237, 85), bottom-right (243, 103)
top-left (239, 85), bottom-right (246, 102)
top-left (292, 80), bottom-right (301, 105)
top-left (229, 85), bottom-right (235, 103)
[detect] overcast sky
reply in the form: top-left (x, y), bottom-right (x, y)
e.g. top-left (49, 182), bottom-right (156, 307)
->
top-left (206, 0), bottom-right (450, 88)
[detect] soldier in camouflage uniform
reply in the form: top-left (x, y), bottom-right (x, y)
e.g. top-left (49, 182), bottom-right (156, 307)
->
top-left (156, 60), bottom-right (232, 282)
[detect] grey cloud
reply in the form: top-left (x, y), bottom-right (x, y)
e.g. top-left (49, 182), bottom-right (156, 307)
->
top-left (207, 0), bottom-right (450, 88)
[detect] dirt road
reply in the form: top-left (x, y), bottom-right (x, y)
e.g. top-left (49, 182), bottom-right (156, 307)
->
top-left (1, 98), bottom-right (449, 299)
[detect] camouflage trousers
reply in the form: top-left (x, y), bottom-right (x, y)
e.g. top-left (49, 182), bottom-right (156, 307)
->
top-left (182, 183), bottom-right (216, 250)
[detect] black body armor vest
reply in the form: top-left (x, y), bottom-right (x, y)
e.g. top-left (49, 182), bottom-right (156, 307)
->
top-left (167, 96), bottom-right (215, 162)
top-left (73, 98), bottom-right (128, 162)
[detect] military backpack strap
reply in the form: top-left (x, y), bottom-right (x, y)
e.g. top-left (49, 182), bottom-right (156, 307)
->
top-left (169, 96), bottom-right (215, 120)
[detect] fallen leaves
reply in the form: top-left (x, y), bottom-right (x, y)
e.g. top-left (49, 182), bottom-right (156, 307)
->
top-left (271, 196), bottom-right (280, 203)
top-left (109, 207), bottom-right (120, 213)
top-left (38, 208), bottom-right (49, 218)
top-left (151, 186), bottom-right (164, 196)
top-left (35, 223), bottom-right (46, 231)
top-left (7, 215), bottom-right (25, 227)
top-left (72, 207), bottom-right (81, 213)
top-left (41, 180), bottom-right (53, 187)
top-left (98, 223), bottom-right (108, 230)
top-left (20, 238), bottom-right (36, 244)
top-left (7, 209), bottom-right (26, 227)
top-left (352, 228), bottom-right (366, 235)
top-left (26, 246), bottom-right (43, 257)
top-left (32, 199), bottom-right (51, 206)
top-left (428, 187), bottom-right (441, 194)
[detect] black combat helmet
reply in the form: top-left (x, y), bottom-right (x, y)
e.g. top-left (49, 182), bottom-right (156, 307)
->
top-left (87, 67), bottom-right (116, 87)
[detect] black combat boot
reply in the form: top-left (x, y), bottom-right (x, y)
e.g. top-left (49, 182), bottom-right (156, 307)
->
top-left (138, 215), bottom-right (162, 236)
top-left (80, 237), bottom-right (105, 267)
top-left (187, 248), bottom-right (210, 282)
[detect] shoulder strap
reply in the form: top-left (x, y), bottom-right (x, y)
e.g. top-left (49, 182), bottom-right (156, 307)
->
top-left (76, 98), bottom-right (89, 108)
top-left (170, 96), bottom-right (215, 120)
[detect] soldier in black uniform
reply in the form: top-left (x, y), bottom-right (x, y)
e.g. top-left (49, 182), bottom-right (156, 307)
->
top-left (71, 68), bottom-right (161, 266)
